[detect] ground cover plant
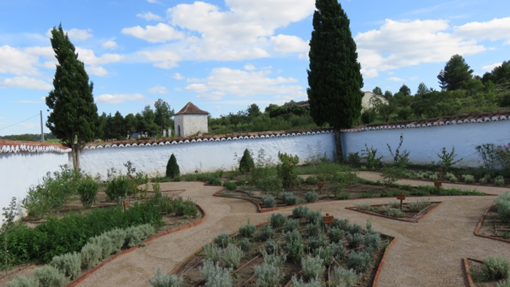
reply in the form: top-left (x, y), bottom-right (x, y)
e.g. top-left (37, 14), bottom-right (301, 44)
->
top-left (350, 198), bottom-right (440, 222)
top-left (165, 207), bottom-right (393, 287)
top-left (476, 192), bottom-right (510, 241)
top-left (467, 256), bottom-right (510, 287)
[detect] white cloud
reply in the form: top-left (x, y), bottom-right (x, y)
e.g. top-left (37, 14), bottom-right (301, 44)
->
top-left (95, 93), bottom-right (146, 104)
top-left (75, 48), bottom-right (124, 65)
top-left (197, 91), bottom-right (225, 100)
top-left (454, 17), bottom-right (510, 44)
top-left (121, 23), bottom-right (184, 43)
top-left (270, 34), bottom-right (309, 54)
top-left (147, 0), bottom-right (159, 3)
top-left (102, 40), bottom-right (118, 50)
top-left (67, 28), bottom-right (93, 41)
top-left (136, 12), bottom-right (163, 21)
top-left (16, 96), bottom-right (46, 104)
top-left (173, 73), bottom-right (184, 80)
top-left (139, 50), bottom-right (181, 69)
top-left (482, 62), bottom-right (502, 71)
top-left (355, 19), bottom-right (486, 77)
top-left (1, 76), bottom-right (52, 90)
top-left (184, 67), bottom-right (305, 99)
top-left (87, 66), bottom-right (108, 76)
top-left (387, 77), bottom-right (405, 82)
top-left (0, 45), bottom-right (40, 75)
top-left (148, 85), bottom-right (168, 94)
top-left (244, 64), bottom-right (256, 71)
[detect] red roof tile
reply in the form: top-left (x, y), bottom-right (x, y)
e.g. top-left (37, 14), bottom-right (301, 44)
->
top-left (0, 139), bottom-right (70, 154)
top-left (175, 102), bottom-right (209, 115)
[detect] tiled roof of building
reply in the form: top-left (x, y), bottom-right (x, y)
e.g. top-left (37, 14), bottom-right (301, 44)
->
top-left (0, 139), bottom-right (71, 154)
top-left (175, 102), bottom-right (209, 115)
top-left (341, 110), bottom-right (510, 133)
top-left (83, 129), bottom-right (334, 150)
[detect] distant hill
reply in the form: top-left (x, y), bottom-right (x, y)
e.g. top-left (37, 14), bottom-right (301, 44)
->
top-left (0, 133), bottom-right (57, 142)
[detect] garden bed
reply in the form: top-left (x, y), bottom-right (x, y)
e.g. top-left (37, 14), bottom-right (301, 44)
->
top-left (474, 205), bottom-right (510, 243)
top-left (345, 200), bottom-right (442, 223)
top-left (463, 258), bottom-right (510, 287)
top-left (169, 208), bottom-right (395, 287)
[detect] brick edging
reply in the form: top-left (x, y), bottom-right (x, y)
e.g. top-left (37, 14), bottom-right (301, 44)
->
top-left (463, 257), bottom-right (484, 287)
top-left (67, 203), bottom-right (207, 287)
top-left (345, 202), bottom-right (443, 223)
top-left (474, 204), bottom-right (510, 244)
top-left (372, 237), bottom-right (398, 287)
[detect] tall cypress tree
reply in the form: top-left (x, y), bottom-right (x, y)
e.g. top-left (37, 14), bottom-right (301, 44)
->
top-left (46, 24), bottom-right (99, 170)
top-left (307, 0), bottom-right (363, 130)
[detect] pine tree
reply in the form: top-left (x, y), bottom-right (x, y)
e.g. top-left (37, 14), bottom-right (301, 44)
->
top-left (239, 149), bottom-right (254, 174)
top-left (46, 24), bottom-right (99, 170)
top-left (166, 154), bottom-right (180, 179)
top-left (307, 0), bottom-right (363, 130)
top-left (438, 54), bottom-right (474, 91)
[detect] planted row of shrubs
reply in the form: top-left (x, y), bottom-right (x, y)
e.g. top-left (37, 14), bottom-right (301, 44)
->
top-left (0, 200), bottom-right (163, 267)
top-left (262, 190), bottom-right (320, 208)
top-left (496, 191), bottom-right (510, 223)
top-left (6, 224), bottom-right (155, 287)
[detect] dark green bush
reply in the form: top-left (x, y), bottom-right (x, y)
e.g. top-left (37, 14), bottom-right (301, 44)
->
top-left (262, 195), bottom-right (276, 208)
top-left (166, 154), bottom-right (180, 179)
top-left (239, 220), bottom-right (256, 238)
top-left (105, 176), bottom-right (130, 203)
top-left (77, 176), bottom-right (99, 208)
top-left (282, 192), bottom-right (298, 206)
top-left (482, 256), bottom-right (510, 281)
top-left (305, 191), bottom-right (319, 203)
top-left (276, 152), bottom-right (300, 188)
top-left (207, 177), bottom-right (222, 186)
top-left (173, 198), bottom-right (198, 217)
top-left (292, 206), bottom-right (309, 218)
top-left (305, 176), bottom-right (319, 185)
top-left (270, 213), bottom-right (287, 228)
top-left (258, 225), bottom-right (274, 241)
top-left (239, 148), bottom-right (255, 174)
top-left (214, 233), bottom-right (230, 248)
top-left (346, 251), bottom-right (372, 273)
top-left (223, 181), bottom-right (237, 191)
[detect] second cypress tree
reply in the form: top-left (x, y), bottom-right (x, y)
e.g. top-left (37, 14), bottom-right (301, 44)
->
top-left (166, 154), bottom-right (180, 178)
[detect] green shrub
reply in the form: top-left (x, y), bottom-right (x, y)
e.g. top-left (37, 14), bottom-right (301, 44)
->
top-left (346, 233), bottom-right (364, 248)
top-left (437, 146), bottom-right (463, 173)
top-left (149, 268), bottom-right (183, 287)
top-left (313, 245), bottom-right (334, 265)
top-left (282, 192), bottom-right (298, 206)
top-left (284, 239), bottom-right (305, 263)
top-left (214, 233), bottom-right (230, 248)
top-left (462, 174), bottom-right (475, 183)
top-left (495, 175), bottom-right (505, 186)
top-left (482, 256), bottom-right (510, 281)
top-left (105, 175), bottom-right (130, 203)
top-left (356, 203), bottom-right (371, 211)
top-left (255, 177), bottom-right (283, 194)
top-left (103, 228), bottom-right (127, 253)
top-left (305, 176), bottom-right (319, 185)
top-left (262, 195), bottom-right (276, 208)
top-left (407, 199), bottom-right (431, 212)
top-left (166, 154), bottom-right (180, 179)
top-left (236, 177), bottom-right (248, 186)
top-left (89, 234), bottom-right (113, 259)
top-left (258, 225), bottom-right (274, 241)
top-left (5, 276), bottom-right (39, 287)
top-left (290, 276), bottom-right (321, 287)
top-left (429, 172), bottom-right (439, 181)
top-left (330, 243), bottom-right (347, 261)
top-left (239, 149), bottom-right (255, 174)
top-left (327, 228), bottom-right (345, 243)
top-left (276, 152), bottom-right (300, 188)
top-left (264, 239), bottom-right (280, 254)
top-left (445, 172), bottom-right (458, 182)
top-left (307, 234), bottom-right (328, 251)
top-left (81, 242), bottom-right (102, 269)
top-left (221, 244), bottom-right (244, 268)
top-left (284, 218), bottom-right (300, 232)
top-left (238, 238), bottom-right (251, 252)
top-left (49, 252), bottom-right (81, 280)
top-left (124, 224), bottom-right (155, 248)
top-left (254, 261), bottom-right (284, 287)
top-left (269, 213), bottom-right (287, 228)
top-left (199, 259), bottom-right (233, 287)
top-left (305, 210), bottom-right (323, 225)
top-left (223, 181), bottom-right (237, 191)
top-left (346, 251), bottom-right (372, 273)
top-left (203, 244), bottom-right (221, 262)
top-left (305, 223), bottom-right (321, 237)
top-left (347, 152), bottom-right (362, 167)
top-left (361, 144), bottom-right (382, 169)
top-left (305, 191), bottom-right (319, 203)
top-left (239, 219), bottom-right (256, 238)
top-left (292, 206), bottom-right (309, 218)
top-left (480, 177), bottom-right (488, 184)
top-left (496, 280), bottom-right (510, 287)
top-left (364, 232), bottom-right (382, 254)
top-left (77, 176), bottom-right (99, 208)
top-left (173, 197), bottom-right (198, 217)
top-left (330, 266), bottom-right (358, 287)
top-left (33, 265), bottom-right (68, 287)
top-left (301, 255), bottom-right (325, 280)
top-left (496, 192), bottom-right (510, 222)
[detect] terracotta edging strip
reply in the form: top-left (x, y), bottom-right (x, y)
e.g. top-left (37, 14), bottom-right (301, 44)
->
top-left (463, 257), bottom-right (484, 287)
top-left (67, 202), bottom-right (207, 287)
top-left (345, 202), bottom-right (442, 223)
top-left (473, 204), bottom-right (510, 244)
top-left (372, 237), bottom-right (398, 287)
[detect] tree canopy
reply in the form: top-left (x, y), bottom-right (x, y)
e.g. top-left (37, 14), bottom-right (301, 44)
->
top-left (46, 24), bottom-right (99, 170)
top-left (307, 0), bottom-right (363, 129)
top-left (438, 54), bottom-right (474, 91)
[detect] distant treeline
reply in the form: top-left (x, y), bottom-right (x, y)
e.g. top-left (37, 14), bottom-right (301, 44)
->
top-left (1, 133), bottom-right (57, 142)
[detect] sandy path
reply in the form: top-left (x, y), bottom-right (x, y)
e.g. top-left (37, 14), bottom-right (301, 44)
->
top-left (77, 173), bottom-right (510, 287)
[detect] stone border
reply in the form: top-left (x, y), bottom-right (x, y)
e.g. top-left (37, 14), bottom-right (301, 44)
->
top-left (474, 205), bottom-right (510, 244)
top-left (170, 216), bottom-right (397, 287)
top-left (67, 203), bottom-right (207, 287)
top-left (345, 202), bottom-right (443, 223)
top-left (463, 257), bottom-right (483, 287)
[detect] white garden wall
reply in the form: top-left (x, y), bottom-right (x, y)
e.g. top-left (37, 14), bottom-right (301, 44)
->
top-left (0, 152), bottom-right (70, 222)
top-left (79, 132), bottom-right (336, 179)
top-left (340, 120), bottom-right (510, 168)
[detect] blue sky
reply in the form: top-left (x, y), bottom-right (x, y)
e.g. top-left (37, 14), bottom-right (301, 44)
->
top-left (1, 0), bottom-right (509, 136)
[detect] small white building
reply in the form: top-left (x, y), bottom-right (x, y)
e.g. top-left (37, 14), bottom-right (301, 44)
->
top-left (174, 102), bottom-right (209, 137)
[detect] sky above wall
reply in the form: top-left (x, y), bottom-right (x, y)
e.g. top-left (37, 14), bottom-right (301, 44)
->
top-left (0, 0), bottom-right (509, 136)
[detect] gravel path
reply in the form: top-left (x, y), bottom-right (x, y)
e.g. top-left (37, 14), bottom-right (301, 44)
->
top-left (76, 172), bottom-right (510, 287)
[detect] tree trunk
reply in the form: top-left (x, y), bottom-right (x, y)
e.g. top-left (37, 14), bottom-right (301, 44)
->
top-left (71, 145), bottom-right (81, 171)
top-left (334, 129), bottom-right (344, 162)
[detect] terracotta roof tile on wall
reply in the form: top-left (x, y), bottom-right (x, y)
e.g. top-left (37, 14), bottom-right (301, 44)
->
top-left (0, 139), bottom-right (71, 154)
top-left (341, 110), bottom-right (510, 132)
top-left (175, 102), bottom-right (209, 115)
